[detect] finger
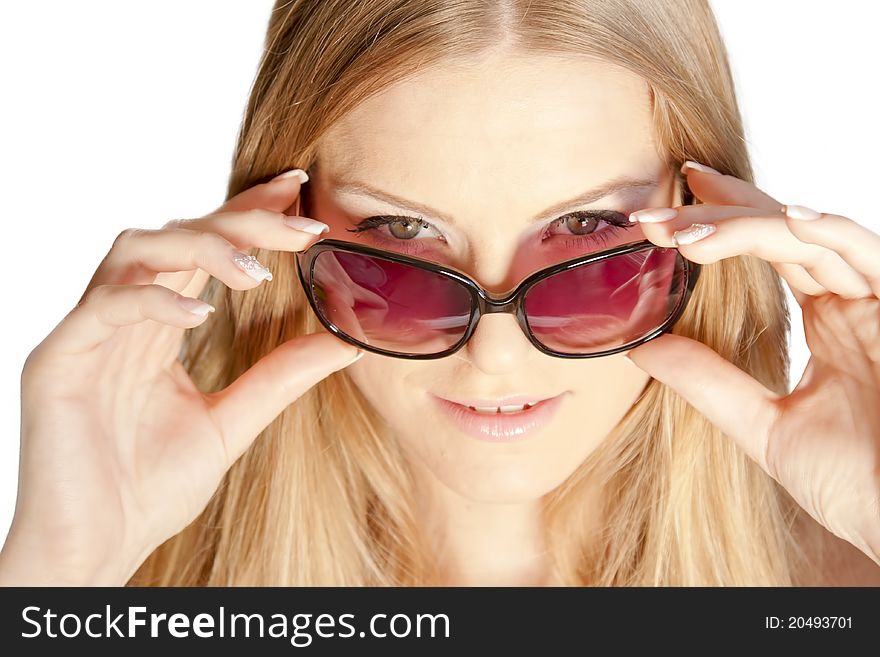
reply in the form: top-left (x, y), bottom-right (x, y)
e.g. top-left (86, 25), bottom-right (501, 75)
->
top-left (43, 284), bottom-right (215, 357)
top-left (678, 163), bottom-right (880, 297)
top-left (789, 285), bottom-right (810, 307)
top-left (169, 207), bottom-right (329, 249)
top-left (626, 332), bottom-right (780, 475)
top-left (779, 207), bottom-right (880, 299)
top-left (154, 168), bottom-right (319, 296)
top-left (90, 227), bottom-right (272, 289)
top-left (164, 206), bottom-right (327, 300)
top-left (633, 205), bottom-right (874, 299)
top-left (212, 168), bottom-right (310, 215)
top-left (680, 161), bottom-right (783, 212)
top-left (204, 332), bottom-right (362, 466)
top-left (91, 215), bottom-right (324, 288)
top-left (773, 262), bottom-right (827, 301)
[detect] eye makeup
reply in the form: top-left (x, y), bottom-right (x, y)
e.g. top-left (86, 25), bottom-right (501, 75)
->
top-left (345, 208), bottom-right (639, 256)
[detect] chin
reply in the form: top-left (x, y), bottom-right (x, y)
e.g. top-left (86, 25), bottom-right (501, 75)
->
top-left (435, 464), bottom-right (570, 504)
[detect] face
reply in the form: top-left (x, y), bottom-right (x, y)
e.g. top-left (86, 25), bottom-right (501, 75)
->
top-left (299, 50), bottom-right (681, 504)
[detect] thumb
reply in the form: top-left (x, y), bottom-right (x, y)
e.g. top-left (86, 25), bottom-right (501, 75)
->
top-left (626, 332), bottom-right (780, 473)
top-left (204, 332), bottom-right (362, 466)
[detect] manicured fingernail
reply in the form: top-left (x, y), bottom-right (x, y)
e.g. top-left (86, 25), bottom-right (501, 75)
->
top-left (672, 223), bottom-right (716, 246)
top-left (346, 350), bottom-right (365, 366)
top-left (284, 215), bottom-right (330, 235)
top-left (782, 204), bottom-right (822, 221)
top-left (629, 207), bottom-right (678, 223)
top-left (177, 296), bottom-right (215, 316)
top-left (680, 160), bottom-right (721, 176)
top-left (232, 251), bottom-right (273, 282)
top-left (273, 168), bottom-right (309, 184)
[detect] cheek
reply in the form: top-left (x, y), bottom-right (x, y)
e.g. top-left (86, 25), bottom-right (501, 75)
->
top-left (345, 360), bottom-right (423, 426)
top-left (563, 360), bottom-right (651, 436)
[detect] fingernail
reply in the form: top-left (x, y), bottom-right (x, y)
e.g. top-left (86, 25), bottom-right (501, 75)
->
top-left (629, 207), bottom-right (678, 223)
top-left (623, 354), bottom-right (634, 364)
top-left (232, 251), bottom-right (273, 282)
top-left (284, 215), bottom-right (330, 235)
top-left (782, 204), bottom-right (822, 221)
top-left (177, 296), bottom-right (215, 316)
top-left (672, 223), bottom-right (716, 246)
top-left (680, 160), bottom-right (722, 176)
top-left (273, 168), bottom-right (309, 184)
top-left (346, 350), bottom-right (365, 366)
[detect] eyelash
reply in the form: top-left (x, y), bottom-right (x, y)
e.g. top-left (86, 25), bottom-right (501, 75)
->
top-left (345, 217), bottom-right (443, 257)
top-left (547, 210), bottom-right (634, 250)
top-left (346, 210), bottom-right (636, 255)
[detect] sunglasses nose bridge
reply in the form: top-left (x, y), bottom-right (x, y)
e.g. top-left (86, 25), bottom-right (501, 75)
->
top-left (479, 291), bottom-right (521, 315)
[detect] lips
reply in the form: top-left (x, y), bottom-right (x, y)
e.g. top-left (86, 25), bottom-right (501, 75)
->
top-left (468, 401), bottom-right (536, 414)
top-left (435, 393), bottom-right (558, 409)
top-left (430, 391), bottom-right (568, 442)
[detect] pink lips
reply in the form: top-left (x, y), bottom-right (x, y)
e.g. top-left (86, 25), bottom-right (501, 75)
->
top-left (430, 392), bottom-right (568, 442)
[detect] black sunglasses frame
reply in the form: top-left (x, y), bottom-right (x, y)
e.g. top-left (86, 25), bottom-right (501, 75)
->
top-left (295, 237), bottom-right (702, 360)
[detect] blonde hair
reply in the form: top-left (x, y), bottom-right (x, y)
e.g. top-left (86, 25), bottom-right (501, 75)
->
top-left (130, 0), bottom-right (816, 586)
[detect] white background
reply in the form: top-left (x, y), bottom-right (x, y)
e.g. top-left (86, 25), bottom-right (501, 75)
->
top-left (1, 1), bottom-right (878, 541)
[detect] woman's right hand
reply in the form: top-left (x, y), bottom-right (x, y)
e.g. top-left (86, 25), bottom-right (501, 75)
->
top-left (0, 170), bottom-right (360, 586)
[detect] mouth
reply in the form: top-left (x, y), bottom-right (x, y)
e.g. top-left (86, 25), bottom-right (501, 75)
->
top-left (434, 393), bottom-right (560, 414)
top-left (429, 391), bottom-right (568, 442)
top-left (467, 402), bottom-right (537, 414)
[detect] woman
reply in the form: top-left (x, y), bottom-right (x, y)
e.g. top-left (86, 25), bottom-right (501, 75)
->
top-left (1, 0), bottom-right (878, 586)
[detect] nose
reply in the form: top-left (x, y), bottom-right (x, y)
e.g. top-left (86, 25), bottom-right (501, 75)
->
top-left (460, 312), bottom-right (534, 374)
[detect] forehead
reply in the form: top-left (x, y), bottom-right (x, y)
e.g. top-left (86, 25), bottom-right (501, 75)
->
top-left (315, 52), bottom-right (662, 202)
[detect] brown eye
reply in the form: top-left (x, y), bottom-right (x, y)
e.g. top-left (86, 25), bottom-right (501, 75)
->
top-left (564, 212), bottom-right (601, 235)
top-left (349, 215), bottom-right (438, 242)
top-left (387, 217), bottom-right (423, 240)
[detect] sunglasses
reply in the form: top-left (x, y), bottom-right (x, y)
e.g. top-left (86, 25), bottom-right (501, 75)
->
top-left (294, 236), bottom-right (701, 360)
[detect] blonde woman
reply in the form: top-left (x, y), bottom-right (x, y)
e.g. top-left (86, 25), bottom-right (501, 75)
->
top-left (2, 0), bottom-right (879, 587)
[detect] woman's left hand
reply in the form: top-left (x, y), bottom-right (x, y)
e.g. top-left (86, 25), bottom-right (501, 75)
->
top-left (626, 160), bottom-right (880, 566)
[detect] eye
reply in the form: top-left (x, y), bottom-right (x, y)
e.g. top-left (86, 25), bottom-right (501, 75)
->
top-left (542, 209), bottom-right (637, 250)
top-left (565, 214), bottom-right (600, 235)
top-left (349, 215), bottom-right (443, 240)
top-left (386, 217), bottom-right (421, 239)
top-left (546, 210), bottom-right (632, 235)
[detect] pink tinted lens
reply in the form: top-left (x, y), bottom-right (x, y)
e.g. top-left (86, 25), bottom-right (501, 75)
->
top-left (310, 250), bottom-right (473, 355)
top-left (524, 247), bottom-right (685, 354)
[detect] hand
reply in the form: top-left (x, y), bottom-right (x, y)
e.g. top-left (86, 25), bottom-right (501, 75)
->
top-left (0, 170), bottom-right (361, 586)
top-left (626, 161), bottom-right (880, 565)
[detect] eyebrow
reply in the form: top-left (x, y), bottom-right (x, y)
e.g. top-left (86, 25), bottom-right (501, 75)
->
top-left (332, 174), bottom-right (662, 225)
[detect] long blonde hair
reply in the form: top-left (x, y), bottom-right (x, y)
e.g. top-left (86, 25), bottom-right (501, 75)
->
top-left (130, 0), bottom-right (814, 586)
